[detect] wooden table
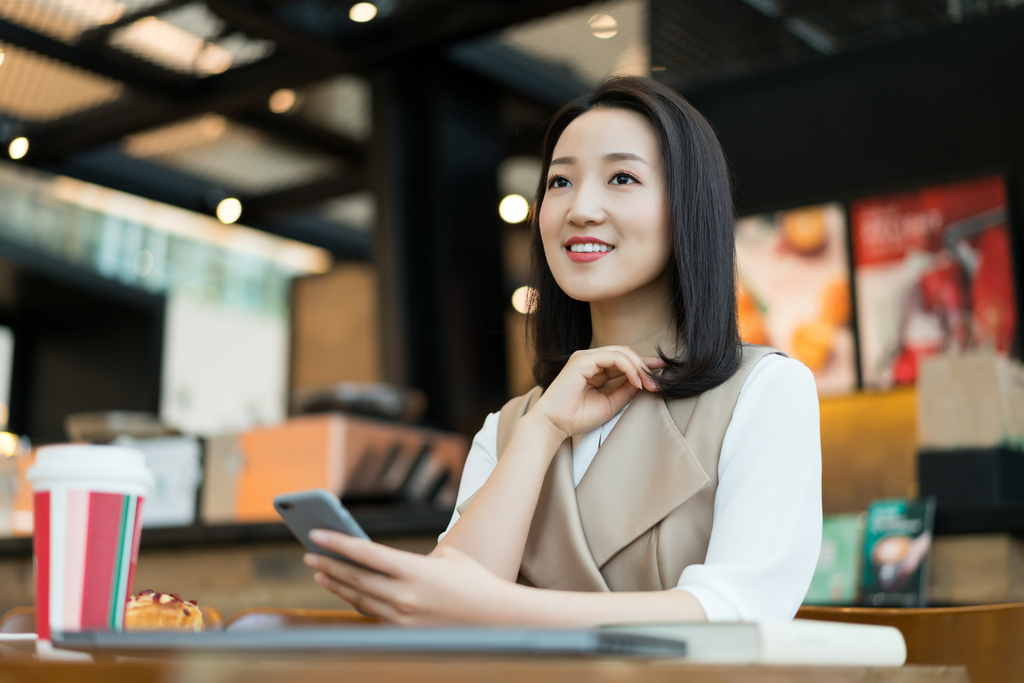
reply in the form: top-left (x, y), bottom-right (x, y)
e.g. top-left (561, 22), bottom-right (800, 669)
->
top-left (0, 658), bottom-right (970, 683)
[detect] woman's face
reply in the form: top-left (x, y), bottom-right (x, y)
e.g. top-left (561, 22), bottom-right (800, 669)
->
top-left (538, 107), bottom-right (670, 303)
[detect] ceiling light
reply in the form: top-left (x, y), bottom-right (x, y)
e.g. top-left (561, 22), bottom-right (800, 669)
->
top-left (499, 194), bottom-right (529, 223)
top-left (0, 49), bottom-right (5, 68)
top-left (511, 286), bottom-right (537, 314)
top-left (268, 88), bottom-right (297, 114)
top-left (349, 3), bottom-right (378, 22)
top-left (8, 137), bottom-right (28, 160)
top-left (216, 197), bottom-right (242, 224)
top-left (588, 14), bottom-right (618, 39)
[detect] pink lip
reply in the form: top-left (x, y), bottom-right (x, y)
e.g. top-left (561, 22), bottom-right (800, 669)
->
top-left (564, 236), bottom-right (614, 262)
top-left (567, 250), bottom-right (612, 262)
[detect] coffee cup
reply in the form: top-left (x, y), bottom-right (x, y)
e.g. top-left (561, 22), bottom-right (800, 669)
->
top-left (27, 444), bottom-right (154, 641)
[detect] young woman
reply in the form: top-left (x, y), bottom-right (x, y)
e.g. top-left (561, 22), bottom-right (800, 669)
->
top-left (305, 76), bottom-right (822, 624)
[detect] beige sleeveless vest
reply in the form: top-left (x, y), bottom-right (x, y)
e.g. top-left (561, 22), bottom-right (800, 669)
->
top-left (459, 344), bottom-right (783, 592)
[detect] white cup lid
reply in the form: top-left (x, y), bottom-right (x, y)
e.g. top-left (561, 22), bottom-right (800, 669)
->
top-left (27, 444), bottom-right (155, 490)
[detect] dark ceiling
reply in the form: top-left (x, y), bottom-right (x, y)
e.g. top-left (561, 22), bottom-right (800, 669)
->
top-left (650, 0), bottom-right (1023, 91)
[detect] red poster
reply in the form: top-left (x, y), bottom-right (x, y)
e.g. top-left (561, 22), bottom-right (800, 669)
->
top-left (852, 176), bottom-right (1016, 387)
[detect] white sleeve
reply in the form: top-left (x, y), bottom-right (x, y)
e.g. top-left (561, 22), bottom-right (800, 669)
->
top-left (675, 354), bottom-right (823, 622)
top-left (437, 411), bottom-right (501, 542)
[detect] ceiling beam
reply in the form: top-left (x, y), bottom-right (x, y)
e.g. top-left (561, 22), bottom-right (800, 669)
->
top-left (243, 173), bottom-right (369, 218)
top-left (24, 54), bottom-right (346, 163)
top-left (0, 18), bottom-right (184, 92)
top-left (232, 111), bottom-right (366, 164)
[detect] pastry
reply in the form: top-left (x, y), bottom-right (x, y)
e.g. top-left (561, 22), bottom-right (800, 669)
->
top-left (125, 590), bottom-right (205, 632)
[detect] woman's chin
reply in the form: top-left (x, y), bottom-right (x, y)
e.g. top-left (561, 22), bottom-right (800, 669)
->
top-left (560, 284), bottom-right (623, 303)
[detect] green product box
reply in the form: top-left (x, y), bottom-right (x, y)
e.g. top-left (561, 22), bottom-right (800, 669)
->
top-left (804, 513), bottom-right (865, 605)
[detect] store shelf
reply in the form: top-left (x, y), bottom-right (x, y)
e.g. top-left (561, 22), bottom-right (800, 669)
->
top-left (0, 503), bottom-right (453, 557)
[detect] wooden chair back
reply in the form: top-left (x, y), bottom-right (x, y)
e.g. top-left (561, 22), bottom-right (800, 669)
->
top-left (226, 608), bottom-right (377, 632)
top-left (798, 603), bottom-right (1024, 683)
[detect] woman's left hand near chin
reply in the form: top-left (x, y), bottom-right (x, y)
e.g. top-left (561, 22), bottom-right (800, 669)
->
top-left (304, 529), bottom-right (517, 625)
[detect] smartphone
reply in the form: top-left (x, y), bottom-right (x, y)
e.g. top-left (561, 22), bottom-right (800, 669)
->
top-left (274, 489), bottom-right (370, 564)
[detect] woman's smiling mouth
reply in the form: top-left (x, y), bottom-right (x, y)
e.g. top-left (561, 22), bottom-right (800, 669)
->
top-left (565, 236), bottom-right (614, 262)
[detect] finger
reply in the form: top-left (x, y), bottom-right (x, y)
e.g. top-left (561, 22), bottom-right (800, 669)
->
top-left (604, 376), bottom-right (641, 412)
top-left (309, 531), bottom-right (415, 578)
top-left (583, 349), bottom-right (643, 389)
top-left (314, 572), bottom-right (401, 622)
top-left (611, 347), bottom-right (661, 391)
top-left (642, 355), bottom-right (668, 369)
top-left (304, 552), bottom-right (399, 603)
top-left (613, 345), bottom-right (657, 377)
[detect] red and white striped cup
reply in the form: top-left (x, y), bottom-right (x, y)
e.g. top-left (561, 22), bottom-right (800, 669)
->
top-left (27, 445), bottom-right (154, 642)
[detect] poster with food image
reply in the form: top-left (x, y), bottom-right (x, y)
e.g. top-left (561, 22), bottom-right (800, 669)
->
top-left (852, 175), bottom-right (1016, 388)
top-left (735, 203), bottom-right (857, 395)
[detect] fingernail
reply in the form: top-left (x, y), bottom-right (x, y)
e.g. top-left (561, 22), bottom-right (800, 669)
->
top-left (310, 529), bottom-right (329, 544)
top-left (315, 573), bottom-right (330, 587)
top-left (304, 553), bottom-right (319, 567)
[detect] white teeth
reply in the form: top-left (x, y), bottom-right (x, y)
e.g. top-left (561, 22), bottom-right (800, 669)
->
top-left (569, 243), bottom-right (613, 253)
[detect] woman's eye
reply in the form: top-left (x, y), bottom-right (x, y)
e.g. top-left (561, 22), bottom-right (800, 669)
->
top-left (548, 176), bottom-right (571, 189)
top-left (610, 172), bottom-right (638, 185)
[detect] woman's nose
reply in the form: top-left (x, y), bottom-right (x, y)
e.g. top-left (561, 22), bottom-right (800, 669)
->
top-left (566, 183), bottom-right (605, 227)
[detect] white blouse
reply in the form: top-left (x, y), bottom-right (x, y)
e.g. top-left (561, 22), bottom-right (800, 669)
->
top-left (440, 354), bottom-right (823, 622)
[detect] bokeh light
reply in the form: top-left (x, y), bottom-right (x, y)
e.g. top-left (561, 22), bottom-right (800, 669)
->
top-left (0, 432), bottom-right (21, 457)
top-left (588, 14), bottom-right (618, 39)
top-left (216, 197), bottom-right (243, 224)
top-left (499, 194), bottom-right (529, 223)
top-left (8, 137), bottom-right (28, 160)
top-left (268, 88), bottom-right (297, 114)
top-left (349, 3), bottom-right (378, 22)
top-left (511, 285), bottom-right (537, 314)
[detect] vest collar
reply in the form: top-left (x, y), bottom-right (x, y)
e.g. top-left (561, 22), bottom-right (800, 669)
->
top-left (519, 390), bottom-right (711, 586)
top-left (518, 438), bottom-right (610, 591)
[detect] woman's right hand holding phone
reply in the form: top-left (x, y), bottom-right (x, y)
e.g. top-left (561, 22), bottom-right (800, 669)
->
top-left (526, 346), bottom-right (665, 444)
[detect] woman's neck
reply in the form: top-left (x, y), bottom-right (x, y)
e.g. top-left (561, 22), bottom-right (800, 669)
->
top-left (588, 272), bottom-right (677, 358)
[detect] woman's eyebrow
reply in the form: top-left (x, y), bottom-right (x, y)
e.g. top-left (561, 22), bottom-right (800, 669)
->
top-left (550, 152), bottom-right (649, 167)
top-left (605, 152), bottom-right (649, 166)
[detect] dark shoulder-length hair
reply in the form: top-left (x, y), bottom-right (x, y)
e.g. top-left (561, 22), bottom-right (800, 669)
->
top-left (527, 75), bottom-right (741, 399)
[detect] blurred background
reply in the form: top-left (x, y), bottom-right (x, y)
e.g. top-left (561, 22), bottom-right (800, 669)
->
top-left (0, 0), bottom-right (1021, 618)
